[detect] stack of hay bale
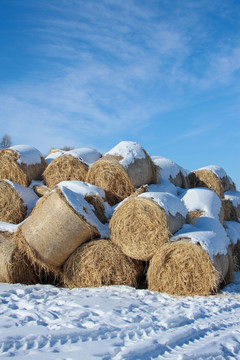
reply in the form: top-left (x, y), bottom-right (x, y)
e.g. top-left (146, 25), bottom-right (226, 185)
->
top-left (0, 141), bottom-right (239, 297)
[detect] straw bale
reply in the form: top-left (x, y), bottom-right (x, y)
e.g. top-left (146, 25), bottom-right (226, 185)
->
top-left (222, 199), bottom-right (239, 222)
top-left (147, 241), bottom-right (221, 296)
top-left (0, 232), bottom-right (39, 284)
top-left (12, 228), bottom-right (62, 285)
top-left (17, 189), bottom-right (100, 268)
top-left (109, 196), bottom-right (185, 261)
top-left (63, 239), bottom-right (144, 289)
top-left (86, 158), bottom-right (134, 205)
top-left (188, 169), bottom-right (235, 199)
top-left (0, 154), bottom-right (27, 186)
top-left (0, 180), bottom-right (26, 224)
top-left (0, 149), bottom-right (47, 186)
top-left (43, 154), bottom-right (89, 189)
top-left (86, 148), bottom-right (157, 206)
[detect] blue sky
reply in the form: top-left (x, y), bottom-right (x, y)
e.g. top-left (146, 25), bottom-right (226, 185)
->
top-left (0, 0), bottom-right (239, 188)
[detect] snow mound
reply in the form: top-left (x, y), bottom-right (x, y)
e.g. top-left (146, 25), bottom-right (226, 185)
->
top-left (224, 221), bottom-right (240, 245)
top-left (180, 187), bottom-right (222, 219)
top-left (9, 144), bottom-right (43, 165)
top-left (224, 190), bottom-right (240, 207)
top-left (139, 191), bottom-right (188, 217)
top-left (106, 141), bottom-right (146, 168)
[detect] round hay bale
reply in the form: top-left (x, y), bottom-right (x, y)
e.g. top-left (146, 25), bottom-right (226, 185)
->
top-left (147, 241), bottom-right (221, 296)
top-left (43, 148), bottom-right (101, 189)
top-left (224, 190), bottom-right (240, 220)
top-left (0, 145), bottom-right (47, 187)
top-left (86, 141), bottom-right (158, 205)
top-left (109, 192), bottom-right (187, 261)
top-left (0, 231), bottom-right (39, 284)
top-left (43, 155), bottom-right (89, 189)
top-left (15, 181), bottom-right (109, 269)
top-left (180, 188), bottom-right (225, 224)
top-left (224, 221), bottom-right (240, 271)
top-left (188, 165), bottom-right (236, 198)
top-left (63, 239), bottom-right (144, 289)
top-left (152, 155), bottom-right (189, 188)
top-left (0, 180), bottom-right (39, 224)
top-left (33, 184), bottom-right (50, 198)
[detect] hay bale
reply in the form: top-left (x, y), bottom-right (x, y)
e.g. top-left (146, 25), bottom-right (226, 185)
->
top-left (15, 181), bottom-right (109, 269)
top-left (224, 190), bottom-right (240, 220)
top-left (0, 180), bottom-right (39, 224)
top-left (224, 221), bottom-right (240, 270)
top-left (180, 188), bottom-right (225, 224)
top-left (188, 165), bottom-right (236, 198)
top-left (63, 239), bottom-right (144, 289)
top-left (171, 216), bottom-right (233, 286)
top-left (0, 145), bottom-right (47, 187)
top-left (109, 192), bottom-right (187, 261)
top-left (0, 231), bottom-right (39, 284)
top-left (147, 241), bottom-right (221, 296)
top-left (43, 148), bottom-right (101, 189)
top-left (86, 141), bottom-right (157, 205)
top-left (152, 156), bottom-right (189, 188)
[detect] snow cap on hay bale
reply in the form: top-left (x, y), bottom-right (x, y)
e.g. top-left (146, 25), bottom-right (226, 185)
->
top-left (0, 145), bottom-right (47, 187)
top-left (15, 181), bottom-right (110, 269)
top-left (188, 165), bottom-right (236, 198)
top-left (151, 156), bottom-right (189, 188)
top-left (147, 241), bottom-right (221, 296)
top-left (0, 229), bottom-right (39, 284)
top-left (171, 216), bottom-right (233, 285)
top-left (86, 141), bottom-right (158, 205)
top-left (63, 239), bottom-right (144, 289)
top-left (0, 180), bottom-right (39, 224)
top-left (43, 147), bottom-right (102, 189)
top-left (109, 191), bottom-right (188, 261)
top-left (224, 221), bottom-right (240, 270)
top-left (180, 188), bottom-right (224, 224)
top-left (223, 190), bottom-right (240, 221)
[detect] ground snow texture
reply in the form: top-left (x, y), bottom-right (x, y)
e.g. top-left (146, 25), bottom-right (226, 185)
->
top-left (1, 274), bottom-right (240, 359)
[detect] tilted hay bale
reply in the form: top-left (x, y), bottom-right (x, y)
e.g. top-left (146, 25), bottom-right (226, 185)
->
top-left (0, 180), bottom-right (39, 224)
top-left (180, 188), bottom-right (225, 224)
top-left (188, 165), bottom-right (236, 198)
top-left (86, 141), bottom-right (158, 205)
top-left (147, 241), bottom-right (221, 296)
top-left (223, 190), bottom-right (240, 221)
top-left (0, 145), bottom-right (47, 187)
top-left (43, 147), bottom-right (102, 189)
top-left (152, 155), bottom-right (189, 188)
top-left (109, 192), bottom-right (187, 261)
top-left (63, 239), bottom-right (144, 289)
top-left (15, 181), bottom-right (109, 270)
top-left (0, 231), bottom-right (39, 284)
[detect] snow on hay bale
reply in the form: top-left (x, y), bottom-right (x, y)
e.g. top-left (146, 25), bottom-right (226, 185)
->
top-left (188, 165), bottom-right (236, 198)
top-left (86, 141), bottom-right (158, 205)
top-left (63, 239), bottom-right (144, 289)
top-left (224, 221), bottom-right (240, 270)
top-left (14, 181), bottom-right (110, 271)
top-left (43, 148), bottom-right (102, 189)
top-left (109, 192), bottom-right (188, 261)
top-left (0, 224), bottom-right (38, 284)
top-left (223, 190), bottom-right (240, 221)
top-left (152, 155), bottom-right (189, 188)
top-left (180, 188), bottom-right (225, 224)
top-left (0, 180), bottom-right (39, 224)
top-left (147, 241), bottom-right (221, 296)
top-left (0, 145), bottom-right (47, 187)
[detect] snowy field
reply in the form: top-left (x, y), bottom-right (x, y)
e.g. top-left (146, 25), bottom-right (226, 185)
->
top-left (1, 273), bottom-right (240, 359)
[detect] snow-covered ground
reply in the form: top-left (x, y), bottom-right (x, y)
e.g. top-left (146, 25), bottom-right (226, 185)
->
top-left (1, 273), bottom-right (240, 359)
